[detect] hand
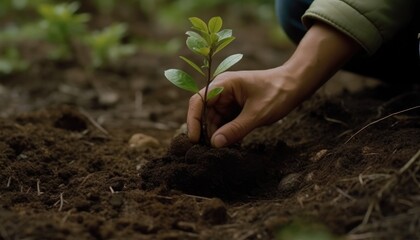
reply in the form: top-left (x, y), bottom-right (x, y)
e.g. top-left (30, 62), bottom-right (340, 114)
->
top-left (187, 22), bottom-right (360, 148)
top-left (187, 67), bottom-right (306, 148)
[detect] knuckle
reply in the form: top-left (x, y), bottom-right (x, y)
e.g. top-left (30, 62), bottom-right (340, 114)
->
top-left (228, 120), bottom-right (247, 136)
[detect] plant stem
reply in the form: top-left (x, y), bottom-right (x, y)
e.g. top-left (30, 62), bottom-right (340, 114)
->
top-left (199, 54), bottom-right (212, 146)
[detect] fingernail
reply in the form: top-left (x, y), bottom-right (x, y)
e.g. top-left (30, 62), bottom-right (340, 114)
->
top-left (213, 134), bottom-right (227, 148)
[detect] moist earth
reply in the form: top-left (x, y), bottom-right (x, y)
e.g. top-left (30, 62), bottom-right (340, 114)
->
top-left (1, 4), bottom-right (420, 239)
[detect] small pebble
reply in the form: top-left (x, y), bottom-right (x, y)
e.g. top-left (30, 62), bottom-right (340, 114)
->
top-left (129, 133), bottom-right (160, 149)
top-left (202, 198), bottom-right (228, 225)
top-left (277, 173), bottom-right (302, 195)
top-left (310, 149), bottom-right (328, 162)
top-left (109, 194), bottom-right (124, 208)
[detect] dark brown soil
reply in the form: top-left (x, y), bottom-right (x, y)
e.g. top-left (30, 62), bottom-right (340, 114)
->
top-left (1, 4), bottom-right (420, 240)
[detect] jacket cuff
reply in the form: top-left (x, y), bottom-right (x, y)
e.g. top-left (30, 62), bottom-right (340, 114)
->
top-left (302, 0), bottom-right (382, 55)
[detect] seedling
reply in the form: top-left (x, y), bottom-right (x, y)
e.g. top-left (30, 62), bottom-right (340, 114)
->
top-left (85, 23), bottom-right (137, 68)
top-left (0, 48), bottom-right (28, 75)
top-left (37, 2), bottom-right (90, 60)
top-left (164, 16), bottom-right (242, 145)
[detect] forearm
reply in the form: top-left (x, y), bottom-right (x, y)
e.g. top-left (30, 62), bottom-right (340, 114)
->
top-left (282, 22), bottom-right (361, 99)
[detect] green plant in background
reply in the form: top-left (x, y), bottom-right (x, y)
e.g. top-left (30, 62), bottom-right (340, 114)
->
top-left (85, 23), bottom-right (137, 68)
top-left (164, 16), bottom-right (242, 145)
top-left (0, 48), bottom-right (28, 75)
top-left (37, 2), bottom-right (90, 60)
top-left (92, 0), bottom-right (115, 14)
top-left (275, 219), bottom-right (343, 240)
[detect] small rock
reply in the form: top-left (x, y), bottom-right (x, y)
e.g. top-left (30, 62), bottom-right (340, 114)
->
top-left (129, 133), bottom-right (160, 149)
top-left (263, 216), bottom-right (289, 232)
top-left (109, 194), bottom-right (124, 208)
top-left (173, 123), bottom-right (188, 138)
top-left (132, 216), bottom-right (156, 234)
top-left (201, 198), bottom-right (228, 225)
top-left (277, 173), bottom-right (302, 195)
top-left (305, 171), bottom-right (315, 182)
top-left (174, 221), bottom-right (196, 232)
top-left (310, 149), bottom-right (328, 162)
top-left (98, 90), bottom-right (119, 107)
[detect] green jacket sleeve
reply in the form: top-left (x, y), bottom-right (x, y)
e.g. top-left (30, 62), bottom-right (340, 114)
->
top-left (302, 0), bottom-right (418, 55)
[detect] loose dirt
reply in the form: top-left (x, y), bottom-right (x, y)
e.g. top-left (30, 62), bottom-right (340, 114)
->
top-left (1, 4), bottom-right (419, 240)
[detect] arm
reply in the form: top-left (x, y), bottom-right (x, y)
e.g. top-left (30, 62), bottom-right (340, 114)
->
top-left (187, 22), bottom-right (361, 148)
top-left (303, 0), bottom-right (418, 54)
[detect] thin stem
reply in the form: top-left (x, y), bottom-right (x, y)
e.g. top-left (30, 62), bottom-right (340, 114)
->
top-left (200, 54), bottom-right (212, 146)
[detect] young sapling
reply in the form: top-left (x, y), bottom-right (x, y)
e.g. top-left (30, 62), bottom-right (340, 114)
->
top-left (85, 23), bottom-right (137, 69)
top-left (164, 16), bottom-right (243, 146)
top-left (37, 2), bottom-right (90, 61)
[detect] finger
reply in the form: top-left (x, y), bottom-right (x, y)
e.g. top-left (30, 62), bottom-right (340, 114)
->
top-left (187, 93), bottom-right (203, 143)
top-left (210, 112), bottom-right (257, 148)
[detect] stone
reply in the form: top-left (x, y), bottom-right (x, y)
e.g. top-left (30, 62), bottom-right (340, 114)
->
top-left (129, 133), bottom-right (160, 149)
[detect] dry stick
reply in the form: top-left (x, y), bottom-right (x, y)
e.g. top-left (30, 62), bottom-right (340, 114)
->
top-left (344, 105), bottom-right (420, 144)
top-left (398, 149), bottom-right (420, 175)
top-left (357, 149), bottom-right (420, 231)
top-left (37, 179), bottom-right (43, 196)
top-left (61, 210), bottom-right (72, 225)
top-left (6, 176), bottom-right (11, 188)
top-left (77, 173), bottom-right (93, 190)
top-left (183, 194), bottom-right (211, 201)
top-left (78, 107), bottom-right (110, 136)
top-left (58, 193), bottom-right (64, 212)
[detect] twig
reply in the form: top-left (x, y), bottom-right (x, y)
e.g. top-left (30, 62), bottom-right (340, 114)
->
top-left (135, 90), bottom-right (143, 112)
top-left (37, 179), bottom-right (43, 196)
top-left (345, 105), bottom-right (420, 144)
top-left (109, 186), bottom-right (115, 194)
top-left (61, 210), bottom-right (72, 225)
top-left (78, 107), bottom-right (110, 136)
top-left (398, 149), bottom-right (420, 175)
top-left (183, 194), bottom-right (211, 201)
top-left (77, 173), bottom-right (93, 190)
top-left (58, 193), bottom-right (64, 212)
top-left (323, 115), bottom-right (348, 127)
top-left (336, 187), bottom-right (355, 201)
top-left (6, 176), bottom-right (11, 188)
top-left (347, 232), bottom-right (377, 240)
top-left (361, 200), bottom-right (375, 225)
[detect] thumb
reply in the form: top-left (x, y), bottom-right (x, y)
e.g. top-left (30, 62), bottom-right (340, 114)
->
top-left (210, 113), bottom-right (256, 148)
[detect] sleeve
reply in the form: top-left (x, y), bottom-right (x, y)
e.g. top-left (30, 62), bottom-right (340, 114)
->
top-left (302, 0), bottom-right (418, 55)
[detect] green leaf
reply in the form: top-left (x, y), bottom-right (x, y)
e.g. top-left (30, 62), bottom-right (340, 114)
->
top-left (217, 29), bottom-right (232, 41)
top-left (207, 87), bottom-right (224, 100)
top-left (210, 33), bottom-right (219, 46)
top-left (186, 31), bottom-right (209, 46)
top-left (186, 36), bottom-right (207, 55)
top-left (213, 53), bottom-right (243, 77)
top-left (180, 56), bottom-right (205, 76)
top-left (202, 59), bottom-right (209, 68)
top-left (208, 16), bottom-right (222, 34)
top-left (189, 17), bottom-right (208, 33)
top-left (194, 47), bottom-right (210, 56)
top-left (164, 69), bottom-right (199, 93)
top-left (214, 36), bottom-right (235, 55)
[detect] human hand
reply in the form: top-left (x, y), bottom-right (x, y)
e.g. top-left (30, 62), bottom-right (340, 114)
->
top-left (187, 23), bottom-right (360, 148)
top-left (187, 67), bottom-right (306, 148)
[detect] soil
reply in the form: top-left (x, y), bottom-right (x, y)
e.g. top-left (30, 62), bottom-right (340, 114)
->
top-left (1, 4), bottom-right (420, 240)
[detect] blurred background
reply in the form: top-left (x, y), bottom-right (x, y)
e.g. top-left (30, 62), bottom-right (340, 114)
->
top-left (0, 0), bottom-right (293, 75)
top-left (0, 0), bottom-right (295, 127)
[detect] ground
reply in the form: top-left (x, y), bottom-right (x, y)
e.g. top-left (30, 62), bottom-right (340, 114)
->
top-left (1, 5), bottom-right (420, 240)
